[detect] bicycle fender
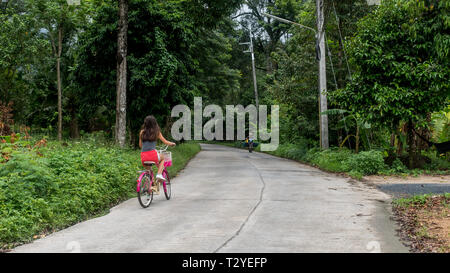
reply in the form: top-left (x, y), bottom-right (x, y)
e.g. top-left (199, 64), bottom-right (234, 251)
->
top-left (136, 172), bottom-right (146, 192)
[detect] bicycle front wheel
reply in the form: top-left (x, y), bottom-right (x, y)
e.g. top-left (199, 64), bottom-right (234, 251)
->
top-left (138, 174), bottom-right (153, 208)
top-left (163, 169), bottom-right (171, 200)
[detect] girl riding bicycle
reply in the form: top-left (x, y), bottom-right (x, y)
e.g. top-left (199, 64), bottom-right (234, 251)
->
top-left (139, 115), bottom-right (175, 182)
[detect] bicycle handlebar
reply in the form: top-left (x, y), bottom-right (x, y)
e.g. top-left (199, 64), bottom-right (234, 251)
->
top-left (156, 145), bottom-right (169, 151)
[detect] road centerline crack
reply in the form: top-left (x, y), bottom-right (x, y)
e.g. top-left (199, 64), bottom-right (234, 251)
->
top-left (213, 158), bottom-right (266, 253)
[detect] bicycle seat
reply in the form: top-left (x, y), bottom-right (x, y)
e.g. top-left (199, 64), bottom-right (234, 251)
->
top-left (143, 161), bottom-right (157, 166)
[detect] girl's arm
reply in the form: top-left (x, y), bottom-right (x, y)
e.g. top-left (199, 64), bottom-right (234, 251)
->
top-left (158, 132), bottom-right (176, 146)
top-left (139, 130), bottom-right (143, 149)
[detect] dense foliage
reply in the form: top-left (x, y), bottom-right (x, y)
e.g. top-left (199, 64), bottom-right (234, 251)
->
top-left (330, 0), bottom-right (450, 167)
top-left (1, 1), bottom-right (448, 167)
top-left (0, 136), bottom-right (200, 249)
top-left (0, 0), bottom-right (449, 250)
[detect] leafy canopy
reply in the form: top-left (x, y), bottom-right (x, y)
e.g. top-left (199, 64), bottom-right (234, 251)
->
top-left (331, 0), bottom-right (450, 130)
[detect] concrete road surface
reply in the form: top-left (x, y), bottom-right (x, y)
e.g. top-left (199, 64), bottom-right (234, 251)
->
top-left (13, 144), bottom-right (408, 253)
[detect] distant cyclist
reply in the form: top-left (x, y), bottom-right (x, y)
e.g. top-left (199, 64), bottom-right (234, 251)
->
top-left (139, 115), bottom-right (175, 182)
top-left (245, 133), bottom-right (254, 153)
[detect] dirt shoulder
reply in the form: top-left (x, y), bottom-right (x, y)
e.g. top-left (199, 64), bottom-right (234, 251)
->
top-left (363, 174), bottom-right (450, 185)
top-left (393, 195), bottom-right (450, 253)
top-left (363, 175), bottom-right (449, 253)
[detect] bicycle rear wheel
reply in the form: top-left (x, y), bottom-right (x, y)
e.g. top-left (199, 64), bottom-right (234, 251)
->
top-left (138, 174), bottom-right (153, 208)
top-left (162, 169), bottom-right (171, 200)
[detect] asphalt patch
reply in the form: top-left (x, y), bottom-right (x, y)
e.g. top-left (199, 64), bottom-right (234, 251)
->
top-left (377, 183), bottom-right (450, 198)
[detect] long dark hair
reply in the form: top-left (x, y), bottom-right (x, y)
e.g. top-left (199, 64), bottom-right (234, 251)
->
top-left (142, 115), bottom-right (160, 142)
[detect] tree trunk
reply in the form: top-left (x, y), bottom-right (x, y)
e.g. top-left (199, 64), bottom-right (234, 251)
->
top-left (127, 118), bottom-right (136, 148)
top-left (396, 135), bottom-right (403, 156)
top-left (407, 119), bottom-right (416, 169)
top-left (355, 126), bottom-right (360, 153)
top-left (116, 0), bottom-right (128, 148)
top-left (70, 114), bottom-right (80, 139)
top-left (57, 26), bottom-right (63, 141)
top-left (396, 122), bottom-right (403, 156)
top-left (338, 128), bottom-right (342, 148)
top-left (390, 120), bottom-right (396, 148)
top-left (389, 121), bottom-right (396, 156)
top-left (417, 113), bottom-right (432, 151)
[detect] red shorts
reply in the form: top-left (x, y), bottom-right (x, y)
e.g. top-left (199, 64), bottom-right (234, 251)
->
top-left (140, 150), bottom-right (160, 166)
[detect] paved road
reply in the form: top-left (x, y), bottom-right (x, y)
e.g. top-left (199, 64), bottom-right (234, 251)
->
top-left (13, 144), bottom-right (408, 253)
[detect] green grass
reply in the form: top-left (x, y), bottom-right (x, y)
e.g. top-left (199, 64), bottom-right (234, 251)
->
top-left (0, 137), bottom-right (200, 250)
top-left (393, 193), bottom-right (450, 208)
top-left (393, 194), bottom-right (433, 207)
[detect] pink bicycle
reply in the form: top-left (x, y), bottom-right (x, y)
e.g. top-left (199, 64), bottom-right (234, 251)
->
top-left (136, 145), bottom-right (172, 208)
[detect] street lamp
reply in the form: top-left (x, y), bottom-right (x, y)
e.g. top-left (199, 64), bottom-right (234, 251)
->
top-left (261, 12), bottom-right (317, 36)
top-left (261, 0), bottom-right (329, 149)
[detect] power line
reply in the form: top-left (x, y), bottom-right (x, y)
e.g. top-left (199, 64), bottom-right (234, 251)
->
top-left (332, 0), bottom-right (352, 82)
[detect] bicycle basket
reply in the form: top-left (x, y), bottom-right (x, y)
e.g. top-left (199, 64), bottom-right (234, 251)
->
top-left (161, 151), bottom-right (172, 167)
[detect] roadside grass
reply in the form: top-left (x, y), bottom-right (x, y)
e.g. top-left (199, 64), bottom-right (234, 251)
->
top-left (0, 137), bottom-right (200, 250)
top-left (393, 193), bottom-right (450, 208)
top-left (166, 141), bottom-right (201, 178)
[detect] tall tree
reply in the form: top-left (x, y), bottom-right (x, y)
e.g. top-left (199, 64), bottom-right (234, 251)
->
top-left (73, 0), bottom-right (242, 145)
top-left (27, 0), bottom-right (88, 140)
top-left (0, 2), bottom-right (46, 112)
top-left (244, 0), bottom-right (301, 73)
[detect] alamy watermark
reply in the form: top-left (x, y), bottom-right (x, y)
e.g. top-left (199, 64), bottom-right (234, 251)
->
top-left (66, 241), bottom-right (81, 253)
top-left (366, 241), bottom-right (381, 253)
top-left (67, 0), bottom-right (80, 6)
top-left (171, 97), bottom-right (279, 151)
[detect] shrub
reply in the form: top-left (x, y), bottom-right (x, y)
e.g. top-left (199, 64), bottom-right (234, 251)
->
top-left (343, 150), bottom-right (387, 175)
top-left (309, 148), bottom-right (353, 173)
top-left (263, 141), bottom-right (310, 161)
top-left (390, 158), bottom-right (408, 173)
top-left (348, 170), bottom-right (363, 180)
top-left (423, 153), bottom-right (450, 171)
top-left (302, 147), bottom-right (321, 162)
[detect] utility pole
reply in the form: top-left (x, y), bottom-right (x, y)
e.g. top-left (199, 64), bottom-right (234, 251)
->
top-left (316, 0), bottom-right (328, 149)
top-left (261, 8), bottom-right (329, 149)
top-left (240, 26), bottom-right (259, 110)
top-left (116, 0), bottom-right (128, 148)
top-left (250, 26), bottom-right (259, 111)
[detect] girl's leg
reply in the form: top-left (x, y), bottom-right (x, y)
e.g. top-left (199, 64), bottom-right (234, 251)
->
top-left (157, 153), bottom-right (165, 175)
top-left (154, 154), bottom-right (166, 194)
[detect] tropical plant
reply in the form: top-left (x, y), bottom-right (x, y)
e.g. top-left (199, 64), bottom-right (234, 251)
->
top-left (321, 109), bottom-right (371, 153)
top-left (431, 105), bottom-right (450, 143)
top-left (330, 0), bottom-right (450, 168)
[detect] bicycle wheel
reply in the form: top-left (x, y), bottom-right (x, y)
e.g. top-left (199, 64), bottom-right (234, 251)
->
top-left (138, 174), bottom-right (153, 208)
top-left (162, 169), bottom-right (171, 200)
